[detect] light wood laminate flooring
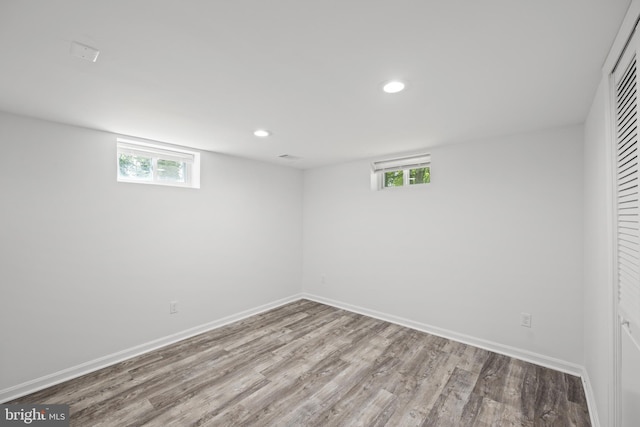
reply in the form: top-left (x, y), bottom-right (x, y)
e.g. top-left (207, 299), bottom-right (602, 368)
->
top-left (11, 299), bottom-right (591, 426)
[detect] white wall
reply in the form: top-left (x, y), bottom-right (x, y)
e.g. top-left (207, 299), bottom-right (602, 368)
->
top-left (583, 79), bottom-right (612, 427)
top-left (0, 109), bottom-right (591, 402)
top-left (303, 126), bottom-right (585, 365)
top-left (0, 112), bottom-right (303, 393)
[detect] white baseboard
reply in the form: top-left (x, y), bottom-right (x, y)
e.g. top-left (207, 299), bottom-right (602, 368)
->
top-left (0, 293), bottom-right (303, 403)
top-left (301, 293), bottom-right (584, 377)
top-left (581, 368), bottom-right (601, 427)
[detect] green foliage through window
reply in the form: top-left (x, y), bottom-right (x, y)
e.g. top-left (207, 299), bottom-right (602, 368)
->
top-left (384, 167), bottom-right (430, 188)
top-left (157, 159), bottom-right (186, 182)
top-left (373, 153), bottom-right (430, 191)
top-left (409, 167), bottom-right (430, 184)
top-left (384, 170), bottom-right (404, 187)
top-left (119, 154), bottom-right (152, 180)
top-left (117, 139), bottom-right (199, 188)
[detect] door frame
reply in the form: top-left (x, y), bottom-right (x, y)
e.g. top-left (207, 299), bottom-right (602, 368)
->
top-left (604, 3), bottom-right (640, 426)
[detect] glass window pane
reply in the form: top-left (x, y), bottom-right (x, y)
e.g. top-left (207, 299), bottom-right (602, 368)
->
top-left (409, 167), bottom-right (430, 185)
top-left (384, 170), bottom-right (404, 187)
top-left (119, 153), bottom-right (152, 180)
top-left (156, 159), bottom-right (186, 182)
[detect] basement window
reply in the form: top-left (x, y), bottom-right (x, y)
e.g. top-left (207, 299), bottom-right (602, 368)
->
top-left (117, 138), bottom-right (200, 188)
top-left (371, 153), bottom-right (431, 190)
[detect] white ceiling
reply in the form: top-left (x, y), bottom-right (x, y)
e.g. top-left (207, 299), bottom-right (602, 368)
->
top-left (0, 0), bottom-right (631, 169)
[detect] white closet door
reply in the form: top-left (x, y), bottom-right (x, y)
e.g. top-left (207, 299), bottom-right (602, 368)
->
top-left (613, 26), bottom-right (640, 427)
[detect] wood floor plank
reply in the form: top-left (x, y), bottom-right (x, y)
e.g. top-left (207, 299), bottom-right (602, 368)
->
top-left (469, 396), bottom-right (531, 427)
top-left (92, 398), bottom-right (156, 427)
top-left (283, 361), bottom-right (376, 425)
top-left (384, 349), bottom-right (464, 426)
top-left (237, 354), bottom-right (352, 426)
top-left (533, 365), bottom-right (571, 426)
top-left (472, 352), bottom-right (513, 403)
top-left (9, 300), bottom-right (591, 426)
top-left (350, 388), bottom-right (397, 427)
top-left (450, 343), bottom-right (492, 375)
top-left (422, 367), bottom-right (478, 427)
top-left (142, 370), bottom-right (270, 426)
top-left (500, 359), bottom-right (527, 410)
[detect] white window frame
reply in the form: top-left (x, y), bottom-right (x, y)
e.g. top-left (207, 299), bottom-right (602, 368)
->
top-left (116, 137), bottom-right (201, 189)
top-left (371, 153), bottom-right (431, 190)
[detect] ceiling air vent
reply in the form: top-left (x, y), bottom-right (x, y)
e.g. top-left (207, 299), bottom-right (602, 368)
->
top-left (278, 154), bottom-right (301, 161)
top-left (70, 41), bottom-right (100, 62)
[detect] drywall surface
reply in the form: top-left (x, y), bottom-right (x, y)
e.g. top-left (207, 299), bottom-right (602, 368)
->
top-left (0, 112), bottom-right (302, 391)
top-left (303, 126), bottom-right (584, 365)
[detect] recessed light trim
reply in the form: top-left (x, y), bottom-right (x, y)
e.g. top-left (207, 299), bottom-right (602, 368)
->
top-left (383, 80), bottom-right (406, 94)
top-left (254, 129), bottom-right (271, 137)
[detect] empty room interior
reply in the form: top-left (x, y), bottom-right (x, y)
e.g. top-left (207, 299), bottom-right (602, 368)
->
top-left (2, 1), bottom-right (640, 426)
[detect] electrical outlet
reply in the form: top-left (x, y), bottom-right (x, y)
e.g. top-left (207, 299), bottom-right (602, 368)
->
top-left (521, 312), bottom-right (532, 328)
top-left (170, 301), bottom-right (178, 314)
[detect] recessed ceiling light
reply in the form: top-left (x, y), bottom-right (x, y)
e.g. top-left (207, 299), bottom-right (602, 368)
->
top-left (383, 80), bottom-right (406, 94)
top-left (254, 129), bottom-right (271, 137)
